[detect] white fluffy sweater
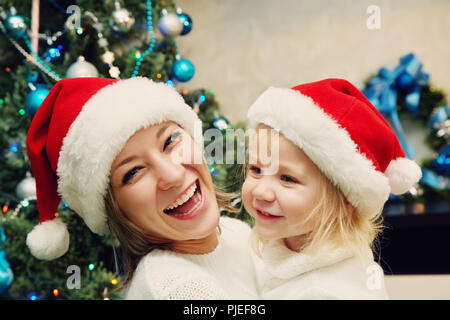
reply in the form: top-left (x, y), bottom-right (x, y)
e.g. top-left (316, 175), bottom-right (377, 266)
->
top-left (124, 217), bottom-right (258, 300)
top-left (252, 239), bottom-right (389, 300)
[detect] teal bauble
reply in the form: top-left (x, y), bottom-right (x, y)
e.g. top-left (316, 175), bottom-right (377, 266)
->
top-left (172, 59), bottom-right (195, 82)
top-left (25, 85), bottom-right (51, 116)
top-left (178, 13), bottom-right (193, 35)
top-left (5, 14), bottom-right (27, 39)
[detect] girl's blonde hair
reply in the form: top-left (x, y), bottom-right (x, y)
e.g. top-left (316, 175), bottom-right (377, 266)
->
top-left (104, 183), bottom-right (239, 291)
top-left (250, 163), bottom-right (384, 260)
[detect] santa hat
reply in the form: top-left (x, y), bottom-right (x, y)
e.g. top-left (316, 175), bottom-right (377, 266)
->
top-left (26, 77), bottom-right (202, 260)
top-left (247, 78), bottom-right (422, 218)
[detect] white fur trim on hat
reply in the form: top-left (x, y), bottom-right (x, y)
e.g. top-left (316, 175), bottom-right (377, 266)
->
top-left (385, 157), bottom-right (422, 194)
top-left (57, 77), bottom-right (202, 235)
top-left (26, 218), bottom-right (69, 260)
top-left (248, 87), bottom-right (391, 218)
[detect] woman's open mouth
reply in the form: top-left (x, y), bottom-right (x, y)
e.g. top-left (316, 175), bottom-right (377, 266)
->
top-left (163, 179), bottom-right (204, 220)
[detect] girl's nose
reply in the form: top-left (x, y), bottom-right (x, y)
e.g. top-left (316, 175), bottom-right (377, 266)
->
top-left (251, 178), bottom-right (276, 203)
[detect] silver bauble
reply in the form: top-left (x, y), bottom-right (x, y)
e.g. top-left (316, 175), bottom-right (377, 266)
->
top-left (110, 8), bottom-right (135, 33)
top-left (158, 13), bottom-right (183, 37)
top-left (16, 173), bottom-right (36, 199)
top-left (66, 57), bottom-right (99, 78)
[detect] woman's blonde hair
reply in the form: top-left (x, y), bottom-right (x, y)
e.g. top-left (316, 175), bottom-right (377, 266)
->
top-left (104, 183), bottom-right (240, 291)
top-left (250, 163), bottom-right (384, 260)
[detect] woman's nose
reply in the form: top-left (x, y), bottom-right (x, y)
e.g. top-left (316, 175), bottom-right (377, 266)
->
top-left (251, 178), bottom-right (276, 203)
top-left (155, 157), bottom-right (186, 191)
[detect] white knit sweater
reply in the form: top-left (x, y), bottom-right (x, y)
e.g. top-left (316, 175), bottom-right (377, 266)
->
top-left (124, 217), bottom-right (258, 300)
top-left (252, 239), bottom-right (389, 300)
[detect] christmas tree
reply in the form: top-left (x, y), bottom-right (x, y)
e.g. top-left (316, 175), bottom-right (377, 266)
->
top-left (0, 0), bottom-right (250, 300)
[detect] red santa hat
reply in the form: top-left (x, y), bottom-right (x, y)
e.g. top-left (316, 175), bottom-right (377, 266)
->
top-left (26, 77), bottom-right (202, 260)
top-left (247, 78), bottom-right (422, 218)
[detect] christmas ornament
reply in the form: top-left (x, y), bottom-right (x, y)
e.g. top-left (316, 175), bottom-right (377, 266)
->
top-left (109, 66), bottom-right (120, 79)
top-left (158, 12), bottom-right (183, 37)
top-left (66, 57), bottom-right (99, 78)
top-left (0, 227), bottom-right (14, 295)
top-left (171, 58), bottom-right (195, 82)
top-left (102, 50), bottom-right (115, 64)
top-left (4, 13), bottom-right (27, 39)
top-left (110, 2), bottom-right (135, 33)
top-left (16, 172), bottom-right (37, 199)
top-left (25, 84), bottom-right (51, 116)
top-left (178, 12), bottom-right (193, 35)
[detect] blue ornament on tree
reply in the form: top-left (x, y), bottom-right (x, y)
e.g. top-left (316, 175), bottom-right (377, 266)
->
top-left (5, 14), bottom-right (27, 39)
top-left (25, 84), bottom-right (51, 116)
top-left (0, 227), bottom-right (14, 295)
top-left (171, 59), bottom-right (195, 82)
top-left (178, 13), bottom-right (193, 35)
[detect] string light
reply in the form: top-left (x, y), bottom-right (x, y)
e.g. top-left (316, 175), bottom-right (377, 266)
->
top-left (88, 264), bottom-right (95, 271)
top-left (110, 278), bottom-right (118, 285)
top-left (2, 205), bottom-right (8, 213)
top-left (52, 289), bottom-right (59, 296)
top-left (20, 200), bottom-right (29, 207)
top-left (182, 89), bottom-right (188, 95)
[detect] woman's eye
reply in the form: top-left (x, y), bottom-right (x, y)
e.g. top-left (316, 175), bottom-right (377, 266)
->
top-left (249, 165), bottom-right (262, 175)
top-left (122, 167), bottom-right (143, 184)
top-left (163, 131), bottom-right (182, 151)
top-left (281, 175), bottom-right (297, 183)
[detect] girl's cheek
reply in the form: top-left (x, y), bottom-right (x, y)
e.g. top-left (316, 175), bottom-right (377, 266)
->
top-left (241, 177), bottom-right (254, 209)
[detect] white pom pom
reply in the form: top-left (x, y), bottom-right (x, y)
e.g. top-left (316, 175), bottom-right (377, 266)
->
top-left (26, 218), bottom-right (69, 260)
top-left (385, 158), bottom-right (422, 195)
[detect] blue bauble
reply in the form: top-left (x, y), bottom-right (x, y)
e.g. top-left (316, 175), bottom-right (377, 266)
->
top-left (171, 59), bottom-right (195, 82)
top-left (395, 71), bottom-right (415, 93)
top-left (43, 46), bottom-right (65, 65)
top-left (5, 14), bottom-right (27, 39)
top-left (0, 251), bottom-right (13, 295)
top-left (25, 85), bottom-right (51, 116)
top-left (178, 13), bottom-right (193, 35)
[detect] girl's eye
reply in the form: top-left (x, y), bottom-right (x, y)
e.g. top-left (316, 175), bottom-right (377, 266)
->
top-left (280, 175), bottom-right (297, 183)
top-left (249, 165), bottom-right (262, 175)
top-left (163, 131), bottom-right (182, 151)
top-left (122, 166), bottom-right (143, 184)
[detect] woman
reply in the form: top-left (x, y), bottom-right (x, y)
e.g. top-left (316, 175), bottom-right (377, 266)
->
top-left (25, 77), bottom-right (258, 299)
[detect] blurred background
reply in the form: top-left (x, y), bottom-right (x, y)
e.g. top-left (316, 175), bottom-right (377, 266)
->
top-left (0, 0), bottom-right (449, 300)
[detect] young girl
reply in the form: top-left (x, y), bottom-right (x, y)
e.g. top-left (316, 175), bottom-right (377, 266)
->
top-left (242, 78), bottom-right (422, 299)
top-left (25, 77), bottom-right (257, 299)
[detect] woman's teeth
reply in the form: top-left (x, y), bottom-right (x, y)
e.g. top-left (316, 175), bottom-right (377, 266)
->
top-left (164, 182), bottom-right (197, 212)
